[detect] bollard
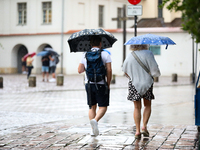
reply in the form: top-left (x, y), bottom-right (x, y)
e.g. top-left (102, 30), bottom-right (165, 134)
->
top-left (0, 77), bottom-right (3, 88)
top-left (154, 77), bottom-right (159, 82)
top-left (29, 75), bottom-right (36, 87)
top-left (57, 74), bottom-right (64, 86)
top-left (190, 73), bottom-right (195, 83)
top-left (111, 74), bottom-right (116, 84)
top-left (172, 73), bottom-right (178, 82)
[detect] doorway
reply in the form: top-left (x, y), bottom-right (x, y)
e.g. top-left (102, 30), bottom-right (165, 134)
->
top-left (17, 45), bottom-right (28, 73)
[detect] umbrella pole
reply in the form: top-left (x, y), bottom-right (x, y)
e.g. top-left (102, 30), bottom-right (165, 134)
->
top-left (123, 5), bottom-right (126, 63)
top-left (134, 15), bottom-right (137, 37)
top-left (61, 0), bottom-right (64, 74)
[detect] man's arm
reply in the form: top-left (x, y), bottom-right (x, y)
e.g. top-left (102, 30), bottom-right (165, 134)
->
top-left (106, 62), bottom-right (112, 89)
top-left (49, 56), bottom-right (54, 61)
top-left (78, 63), bottom-right (85, 74)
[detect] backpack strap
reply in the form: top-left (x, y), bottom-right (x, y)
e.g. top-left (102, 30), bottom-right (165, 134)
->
top-left (87, 81), bottom-right (92, 109)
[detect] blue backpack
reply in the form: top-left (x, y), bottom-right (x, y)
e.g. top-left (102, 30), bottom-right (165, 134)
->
top-left (85, 49), bottom-right (106, 83)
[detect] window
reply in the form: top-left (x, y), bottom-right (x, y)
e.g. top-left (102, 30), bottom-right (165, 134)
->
top-left (99, 5), bottom-right (104, 27)
top-left (158, 0), bottom-right (163, 18)
top-left (117, 8), bottom-right (122, 28)
top-left (18, 3), bottom-right (27, 25)
top-left (42, 2), bottom-right (52, 24)
top-left (149, 45), bottom-right (161, 55)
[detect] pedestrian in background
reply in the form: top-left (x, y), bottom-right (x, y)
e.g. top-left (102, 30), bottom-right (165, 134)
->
top-left (78, 36), bottom-right (112, 136)
top-left (122, 44), bottom-right (160, 139)
top-left (41, 55), bottom-right (50, 82)
top-left (21, 57), bottom-right (27, 74)
top-left (26, 54), bottom-right (34, 79)
top-left (49, 54), bottom-right (57, 82)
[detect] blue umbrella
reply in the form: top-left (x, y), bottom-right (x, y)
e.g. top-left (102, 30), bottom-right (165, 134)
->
top-left (44, 47), bottom-right (59, 56)
top-left (36, 51), bottom-right (49, 57)
top-left (124, 33), bottom-right (176, 49)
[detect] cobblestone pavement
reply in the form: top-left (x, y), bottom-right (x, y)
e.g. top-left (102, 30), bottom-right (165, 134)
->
top-left (0, 74), bottom-right (199, 149)
top-left (0, 122), bottom-right (198, 149)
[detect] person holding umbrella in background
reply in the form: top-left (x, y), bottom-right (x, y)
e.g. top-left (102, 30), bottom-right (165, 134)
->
top-left (26, 54), bottom-right (34, 79)
top-left (41, 55), bottom-right (50, 82)
top-left (49, 53), bottom-right (57, 82)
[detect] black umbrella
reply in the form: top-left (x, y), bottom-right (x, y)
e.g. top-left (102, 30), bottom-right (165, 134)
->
top-left (68, 29), bottom-right (117, 52)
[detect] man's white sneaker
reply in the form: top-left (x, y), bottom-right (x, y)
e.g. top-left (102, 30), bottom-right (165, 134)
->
top-left (49, 78), bottom-right (56, 82)
top-left (90, 119), bottom-right (99, 136)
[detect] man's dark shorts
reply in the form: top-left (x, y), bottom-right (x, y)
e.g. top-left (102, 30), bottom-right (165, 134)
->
top-left (50, 66), bottom-right (56, 73)
top-left (85, 84), bottom-right (110, 107)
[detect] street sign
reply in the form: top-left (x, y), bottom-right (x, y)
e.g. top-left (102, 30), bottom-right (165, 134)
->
top-left (127, 5), bottom-right (142, 16)
top-left (128, 0), bottom-right (141, 5)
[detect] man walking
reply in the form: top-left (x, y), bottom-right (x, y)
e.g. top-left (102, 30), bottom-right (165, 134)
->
top-left (49, 54), bottom-right (57, 82)
top-left (78, 35), bottom-right (112, 136)
top-left (41, 55), bottom-right (49, 82)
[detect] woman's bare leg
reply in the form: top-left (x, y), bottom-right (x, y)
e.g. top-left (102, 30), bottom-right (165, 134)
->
top-left (133, 100), bottom-right (142, 135)
top-left (142, 98), bottom-right (151, 130)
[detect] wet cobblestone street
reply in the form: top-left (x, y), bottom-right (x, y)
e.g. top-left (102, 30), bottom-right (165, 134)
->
top-left (0, 74), bottom-right (199, 149)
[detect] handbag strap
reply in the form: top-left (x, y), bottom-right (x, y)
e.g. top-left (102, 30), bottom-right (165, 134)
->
top-left (131, 51), bottom-right (153, 79)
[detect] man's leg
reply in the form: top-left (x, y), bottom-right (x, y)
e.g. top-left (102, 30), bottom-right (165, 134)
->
top-left (52, 72), bottom-right (55, 78)
top-left (42, 72), bottom-right (45, 81)
top-left (46, 72), bottom-right (49, 81)
top-left (89, 106), bottom-right (107, 136)
top-left (133, 100), bottom-right (142, 135)
top-left (95, 106), bottom-right (107, 122)
top-left (89, 104), bottom-right (97, 120)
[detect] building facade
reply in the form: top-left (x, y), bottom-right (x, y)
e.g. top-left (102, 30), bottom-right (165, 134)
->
top-left (0, 0), bottom-right (199, 76)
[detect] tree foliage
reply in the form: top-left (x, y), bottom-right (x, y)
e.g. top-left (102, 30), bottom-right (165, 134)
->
top-left (160, 0), bottom-right (200, 43)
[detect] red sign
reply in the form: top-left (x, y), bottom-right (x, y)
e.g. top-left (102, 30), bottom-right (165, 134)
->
top-left (128, 0), bottom-right (141, 5)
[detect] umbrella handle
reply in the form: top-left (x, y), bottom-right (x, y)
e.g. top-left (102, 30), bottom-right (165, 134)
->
top-left (165, 44), bottom-right (168, 49)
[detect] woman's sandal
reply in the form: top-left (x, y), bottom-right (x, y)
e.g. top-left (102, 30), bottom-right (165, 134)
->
top-left (135, 133), bottom-right (141, 139)
top-left (141, 129), bottom-right (149, 137)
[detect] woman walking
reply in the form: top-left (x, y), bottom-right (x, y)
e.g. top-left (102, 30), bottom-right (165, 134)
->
top-left (26, 54), bottom-right (34, 79)
top-left (122, 44), bottom-right (160, 139)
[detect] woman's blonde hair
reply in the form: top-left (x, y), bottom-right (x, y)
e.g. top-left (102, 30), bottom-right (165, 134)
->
top-left (130, 44), bottom-right (149, 51)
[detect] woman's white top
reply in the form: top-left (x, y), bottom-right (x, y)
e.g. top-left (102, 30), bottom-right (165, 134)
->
top-left (122, 50), bottom-right (161, 96)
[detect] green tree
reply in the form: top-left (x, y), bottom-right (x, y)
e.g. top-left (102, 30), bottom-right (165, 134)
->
top-left (160, 0), bottom-right (200, 43)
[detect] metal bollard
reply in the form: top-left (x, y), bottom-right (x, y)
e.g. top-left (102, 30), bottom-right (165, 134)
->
top-left (111, 74), bottom-right (116, 84)
top-left (190, 73), bottom-right (195, 83)
top-left (57, 74), bottom-right (64, 86)
top-left (154, 77), bottom-right (159, 82)
top-left (172, 73), bottom-right (178, 82)
top-left (0, 77), bottom-right (3, 88)
top-left (29, 75), bottom-right (36, 87)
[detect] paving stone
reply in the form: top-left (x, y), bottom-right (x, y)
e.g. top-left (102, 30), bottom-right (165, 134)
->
top-left (160, 143), bottom-right (175, 149)
top-left (97, 144), bottom-right (124, 150)
top-left (123, 145), bottom-right (136, 150)
top-left (176, 140), bottom-right (196, 147)
top-left (174, 146), bottom-right (195, 149)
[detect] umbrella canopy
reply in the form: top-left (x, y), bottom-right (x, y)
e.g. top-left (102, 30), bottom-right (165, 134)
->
top-left (44, 47), bottom-right (59, 56)
top-left (124, 33), bottom-right (176, 49)
top-left (23, 52), bottom-right (36, 61)
top-left (68, 28), bottom-right (117, 52)
top-left (36, 51), bottom-right (49, 57)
